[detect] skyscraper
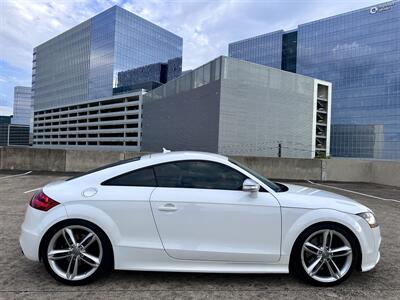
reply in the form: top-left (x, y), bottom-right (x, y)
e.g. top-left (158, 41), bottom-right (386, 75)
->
top-left (12, 86), bottom-right (32, 128)
top-left (229, 0), bottom-right (400, 159)
top-left (32, 5), bottom-right (183, 111)
top-left (32, 5), bottom-right (182, 151)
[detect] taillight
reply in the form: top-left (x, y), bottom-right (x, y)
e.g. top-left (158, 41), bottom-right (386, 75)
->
top-left (30, 191), bottom-right (60, 211)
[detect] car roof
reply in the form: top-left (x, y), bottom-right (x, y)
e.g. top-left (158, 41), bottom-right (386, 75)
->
top-left (141, 151), bottom-right (229, 162)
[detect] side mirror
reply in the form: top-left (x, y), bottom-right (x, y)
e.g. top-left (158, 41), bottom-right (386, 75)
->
top-left (242, 178), bottom-right (260, 193)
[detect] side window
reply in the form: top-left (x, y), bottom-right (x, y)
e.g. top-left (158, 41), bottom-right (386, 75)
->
top-left (102, 167), bottom-right (156, 187)
top-left (154, 160), bottom-right (247, 190)
top-left (152, 162), bottom-right (182, 188)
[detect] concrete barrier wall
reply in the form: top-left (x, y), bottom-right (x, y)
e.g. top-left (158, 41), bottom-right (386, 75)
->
top-left (65, 150), bottom-right (125, 172)
top-left (323, 159), bottom-right (373, 183)
top-left (370, 160), bottom-right (400, 188)
top-left (0, 147), bottom-right (66, 172)
top-left (0, 147), bottom-right (399, 187)
top-left (231, 156), bottom-right (322, 180)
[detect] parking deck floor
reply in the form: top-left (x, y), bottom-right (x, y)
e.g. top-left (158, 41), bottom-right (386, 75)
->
top-left (0, 171), bottom-right (399, 299)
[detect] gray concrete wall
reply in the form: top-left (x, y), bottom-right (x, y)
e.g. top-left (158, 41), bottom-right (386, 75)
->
top-left (142, 80), bottom-right (221, 153)
top-left (0, 147), bottom-right (66, 172)
top-left (231, 156), bottom-right (322, 180)
top-left (370, 160), bottom-right (400, 188)
top-left (219, 57), bottom-right (316, 159)
top-left (323, 159), bottom-right (373, 182)
top-left (65, 150), bottom-right (125, 172)
top-left (0, 147), bottom-right (399, 187)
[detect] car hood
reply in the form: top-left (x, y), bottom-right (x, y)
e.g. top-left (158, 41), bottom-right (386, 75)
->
top-left (275, 183), bottom-right (370, 214)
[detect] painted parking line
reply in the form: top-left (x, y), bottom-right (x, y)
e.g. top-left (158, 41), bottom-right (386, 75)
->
top-left (0, 171), bottom-right (32, 180)
top-left (23, 187), bottom-right (42, 194)
top-left (307, 180), bottom-right (400, 204)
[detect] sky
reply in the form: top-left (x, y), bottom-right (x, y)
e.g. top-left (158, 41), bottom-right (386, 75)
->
top-left (0, 0), bottom-right (382, 115)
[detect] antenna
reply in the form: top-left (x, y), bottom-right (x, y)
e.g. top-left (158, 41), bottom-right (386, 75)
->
top-left (162, 147), bottom-right (171, 153)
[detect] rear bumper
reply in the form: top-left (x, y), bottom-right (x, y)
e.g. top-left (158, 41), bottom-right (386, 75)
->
top-left (20, 224), bottom-right (41, 261)
top-left (19, 204), bottom-right (68, 261)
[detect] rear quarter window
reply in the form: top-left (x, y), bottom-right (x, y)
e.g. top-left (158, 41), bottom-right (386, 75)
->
top-left (101, 167), bottom-right (156, 187)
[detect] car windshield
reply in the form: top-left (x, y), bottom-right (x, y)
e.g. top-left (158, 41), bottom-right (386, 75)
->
top-left (229, 159), bottom-right (282, 192)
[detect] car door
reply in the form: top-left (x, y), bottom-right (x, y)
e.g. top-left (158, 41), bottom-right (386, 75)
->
top-left (97, 166), bottom-right (162, 252)
top-left (150, 160), bottom-right (281, 263)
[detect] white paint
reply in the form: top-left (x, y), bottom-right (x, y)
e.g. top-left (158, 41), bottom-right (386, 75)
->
top-left (307, 180), bottom-right (400, 203)
top-left (0, 171), bottom-right (32, 180)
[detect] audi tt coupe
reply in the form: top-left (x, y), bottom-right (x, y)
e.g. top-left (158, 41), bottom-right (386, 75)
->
top-left (20, 151), bottom-right (381, 286)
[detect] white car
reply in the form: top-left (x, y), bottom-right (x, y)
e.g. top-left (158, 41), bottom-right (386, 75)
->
top-left (20, 151), bottom-right (381, 286)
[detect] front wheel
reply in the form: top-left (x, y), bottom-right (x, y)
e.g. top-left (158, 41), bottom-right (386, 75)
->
top-left (41, 220), bottom-right (113, 285)
top-left (291, 223), bottom-right (359, 286)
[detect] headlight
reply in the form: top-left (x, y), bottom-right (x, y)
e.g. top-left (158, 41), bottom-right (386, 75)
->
top-left (357, 212), bottom-right (378, 228)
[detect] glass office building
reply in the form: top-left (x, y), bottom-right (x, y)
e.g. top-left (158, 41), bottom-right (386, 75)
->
top-left (32, 5), bottom-right (183, 111)
top-left (229, 0), bottom-right (400, 159)
top-left (12, 86), bottom-right (32, 129)
top-left (229, 30), bottom-right (284, 70)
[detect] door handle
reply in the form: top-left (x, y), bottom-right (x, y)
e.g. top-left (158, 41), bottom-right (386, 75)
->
top-left (158, 203), bottom-right (178, 212)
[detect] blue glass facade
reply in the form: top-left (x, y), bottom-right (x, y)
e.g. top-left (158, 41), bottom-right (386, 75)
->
top-left (12, 86), bottom-right (32, 128)
top-left (228, 1), bottom-right (400, 159)
top-left (229, 30), bottom-right (283, 69)
top-left (33, 5), bottom-right (182, 110)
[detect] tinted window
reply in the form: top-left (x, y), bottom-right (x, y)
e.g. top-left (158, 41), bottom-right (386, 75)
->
top-left (154, 160), bottom-right (246, 190)
top-left (229, 159), bottom-right (282, 192)
top-left (102, 167), bottom-right (156, 187)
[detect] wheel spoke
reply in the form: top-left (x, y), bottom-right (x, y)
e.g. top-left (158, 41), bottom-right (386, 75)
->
top-left (303, 242), bottom-right (321, 255)
top-left (328, 230), bottom-right (334, 249)
top-left (80, 232), bottom-right (95, 249)
top-left (81, 252), bottom-right (100, 267)
top-left (48, 249), bottom-right (71, 260)
top-left (62, 230), bottom-right (72, 247)
top-left (71, 257), bottom-right (79, 280)
top-left (331, 246), bottom-right (352, 257)
top-left (329, 258), bottom-right (342, 278)
top-left (325, 259), bottom-right (340, 279)
top-left (66, 257), bottom-right (79, 280)
top-left (322, 230), bottom-right (330, 248)
top-left (307, 256), bottom-right (323, 276)
top-left (64, 228), bottom-right (77, 246)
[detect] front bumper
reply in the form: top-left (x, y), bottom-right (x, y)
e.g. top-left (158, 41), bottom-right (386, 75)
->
top-left (361, 225), bottom-right (381, 272)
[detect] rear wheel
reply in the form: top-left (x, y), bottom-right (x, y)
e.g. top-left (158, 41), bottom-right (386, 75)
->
top-left (291, 223), bottom-right (358, 286)
top-left (41, 220), bottom-right (113, 285)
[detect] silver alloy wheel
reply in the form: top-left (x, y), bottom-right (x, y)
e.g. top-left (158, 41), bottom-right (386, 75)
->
top-left (47, 225), bottom-right (103, 281)
top-left (301, 229), bottom-right (353, 283)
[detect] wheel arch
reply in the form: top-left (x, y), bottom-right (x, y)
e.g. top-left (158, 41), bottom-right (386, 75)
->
top-left (38, 218), bottom-right (115, 269)
top-left (288, 221), bottom-right (362, 272)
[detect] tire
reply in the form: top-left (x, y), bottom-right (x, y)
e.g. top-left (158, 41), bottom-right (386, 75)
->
top-left (40, 219), bottom-right (113, 285)
top-left (290, 223), bottom-right (359, 286)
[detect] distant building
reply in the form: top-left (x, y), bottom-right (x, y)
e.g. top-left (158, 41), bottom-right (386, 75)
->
top-left (0, 121), bottom-right (30, 147)
top-left (12, 86), bottom-right (32, 129)
top-left (0, 116), bottom-right (12, 124)
top-left (229, 0), bottom-right (400, 159)
top-left (331, 124), bottom-right (384, 158)
top-left (0, 114), bottom-right (29, 146)
top-left (33, 91), bottom-right (144, 151)
top-left (32, 5), bottom-right (182, 112)
top-left (32, 5), bottom-right (183, 150)
top-left (142, 56), bottom-right (331, 159)
top-left (114, 57), bottom-right (183, 95)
